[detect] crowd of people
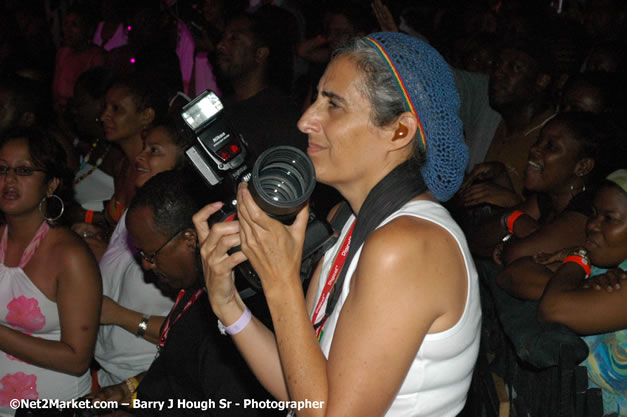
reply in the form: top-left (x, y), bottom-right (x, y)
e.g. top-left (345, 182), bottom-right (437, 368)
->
top-left (0, 0), bottom-right (625, 416)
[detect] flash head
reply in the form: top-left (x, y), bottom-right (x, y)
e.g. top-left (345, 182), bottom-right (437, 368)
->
top-left (179, 90), bottom-right (247, 187)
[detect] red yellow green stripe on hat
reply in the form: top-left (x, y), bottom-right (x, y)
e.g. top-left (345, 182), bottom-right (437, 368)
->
top-left (364, 36), bottom-right (427, 153)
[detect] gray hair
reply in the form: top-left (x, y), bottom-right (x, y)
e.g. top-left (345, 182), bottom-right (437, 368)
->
top-left (332, 37), bottom-right (424, 162)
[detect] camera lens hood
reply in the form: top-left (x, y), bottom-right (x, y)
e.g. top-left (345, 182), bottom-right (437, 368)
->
top-left (249, 146), bottom-right (316, 223)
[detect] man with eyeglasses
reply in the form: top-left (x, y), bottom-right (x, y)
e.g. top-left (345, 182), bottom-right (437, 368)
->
top-left (87, 171), bottom-right (277, 416)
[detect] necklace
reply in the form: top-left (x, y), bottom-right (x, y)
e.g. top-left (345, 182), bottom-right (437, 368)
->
top-left (0, 221), bottom-right (50, 268)
top-left (74, 139), bottom-right (111, 185)
top-left (157, 288), bottom-right (205, 352)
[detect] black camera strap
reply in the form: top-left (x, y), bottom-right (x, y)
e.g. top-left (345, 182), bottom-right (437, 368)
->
top-left (316, 158), bottom-right (427, 328)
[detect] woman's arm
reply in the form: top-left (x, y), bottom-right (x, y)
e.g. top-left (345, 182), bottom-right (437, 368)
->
top-left (193, 202), bottom-right (290, 401)
top-left (466, 193), bottom-right (539, 258)
top-left (0, 238), bottom-right (102, 375)
top-left (497, 257), bottom-right (554, 300)
top-left (502, 210), bottom-right (588, 265)
top-left (538, 265), bottom-right (627, 334)
top-left (236, 184), bottom-right (467, 417)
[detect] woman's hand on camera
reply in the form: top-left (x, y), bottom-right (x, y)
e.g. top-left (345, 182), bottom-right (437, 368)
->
top-left (193, 202), bottom-right (247, 311)
top-left (236, 182), bottom-right (309, 296)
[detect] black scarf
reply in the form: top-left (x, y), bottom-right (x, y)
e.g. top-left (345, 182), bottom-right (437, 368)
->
top-left (319, 158), bottom-right (428, 324)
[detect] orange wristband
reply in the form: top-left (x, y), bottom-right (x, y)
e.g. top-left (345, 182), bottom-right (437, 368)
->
top-left (84, 210), bottom-right (94, 224)
top-left (506, 210), bottom-right (525, 234)
top-left (562, 255), bottom-right (592, 278)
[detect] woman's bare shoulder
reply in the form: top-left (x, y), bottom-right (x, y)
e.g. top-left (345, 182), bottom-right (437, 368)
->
top-left (361, 215), bottom-right (465, 282)
top-left (46, 227), bottom-right (99, 270)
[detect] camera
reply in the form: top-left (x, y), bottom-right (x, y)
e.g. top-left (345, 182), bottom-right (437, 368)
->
top-left (177, 90), bottom-right (337, 295)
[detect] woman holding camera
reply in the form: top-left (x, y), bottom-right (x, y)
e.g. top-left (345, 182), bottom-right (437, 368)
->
top-left (196, 33), bottom-right (481, 417)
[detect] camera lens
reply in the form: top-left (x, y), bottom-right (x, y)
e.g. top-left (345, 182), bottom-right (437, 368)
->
top-left (249, 146), bottom-right (316, 222)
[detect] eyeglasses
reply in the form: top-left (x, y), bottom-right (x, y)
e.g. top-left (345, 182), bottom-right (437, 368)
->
top-left (0, 166), bottom-right (47, 176)
top-left (138, 229), bottom-right (183, 264)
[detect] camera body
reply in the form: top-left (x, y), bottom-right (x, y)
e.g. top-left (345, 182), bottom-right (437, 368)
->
top-left (177, 90), bottom-right (337, 294)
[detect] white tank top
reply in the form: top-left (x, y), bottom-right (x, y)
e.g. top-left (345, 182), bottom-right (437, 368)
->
top-left (311, 200), bottom-right (482, 417)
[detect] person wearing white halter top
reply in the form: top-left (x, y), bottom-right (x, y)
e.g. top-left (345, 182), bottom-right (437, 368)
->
top-left (0, 128), bottom-right (101, 417)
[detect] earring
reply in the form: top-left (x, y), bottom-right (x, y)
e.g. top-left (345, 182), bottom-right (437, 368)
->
top-left (569, 183), bottom-right (586, 197)
top-left (393, 124), bottom-right (408, 139)
top-left (39, 195), bottom-right (65, 223)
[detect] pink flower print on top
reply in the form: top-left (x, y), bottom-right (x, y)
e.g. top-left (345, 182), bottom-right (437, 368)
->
top-left (5, 296), bottom-right (46, 332)
top-left (0, 372), bottom-right (38, 405)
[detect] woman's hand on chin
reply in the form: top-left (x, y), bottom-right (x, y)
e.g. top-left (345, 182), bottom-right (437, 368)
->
top-left (236, 182), bottom-right (309, 296)
top-left (193, 202), bottom-right (247, 313)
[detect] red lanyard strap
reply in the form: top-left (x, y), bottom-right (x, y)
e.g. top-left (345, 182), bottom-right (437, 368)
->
top-left (312, 220), bottom-right (355, 340)
top-left (158, 288), bottom-right (204, 350)
top-left (310, 160), bottom-right (428, 342)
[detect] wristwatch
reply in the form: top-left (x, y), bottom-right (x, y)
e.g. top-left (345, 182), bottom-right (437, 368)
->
top-left (562, 248), bottom-right (591, 278)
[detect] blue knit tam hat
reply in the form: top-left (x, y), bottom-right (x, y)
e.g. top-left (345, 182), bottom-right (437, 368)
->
top-left (363, 32), bottom-right (467, 202)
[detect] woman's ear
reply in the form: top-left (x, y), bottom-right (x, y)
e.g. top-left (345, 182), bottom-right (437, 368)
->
top-left (535, 73), bottom-right (551, 92)
top-left (47, 177), bottom-right (60, 197)
top-left (183, 228), bottom-right (198, 250)
top-left (140, 107), bottom-right (156, 127)
top-left (575, 157), bottom-right (595, 178)
top-left (389, 112), bottom-right (418, 151)
top-left (255, 46), bottom-right (270, 65)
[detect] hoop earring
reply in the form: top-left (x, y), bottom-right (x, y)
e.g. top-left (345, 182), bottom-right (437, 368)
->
top-left (39, 195), bottom-right (65, 223)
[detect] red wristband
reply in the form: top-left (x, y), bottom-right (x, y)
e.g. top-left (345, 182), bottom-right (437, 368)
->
top-left (562, 255), bottom-right (592, 278)
top-left (506, 210), bottom-right (525, 234)
top-left (316, 35), bottom-right (325, 45)
top-left (84, 210), bottom-right (94, 224)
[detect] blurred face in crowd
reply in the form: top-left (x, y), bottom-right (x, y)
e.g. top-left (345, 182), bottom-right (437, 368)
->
top-left (101, 85), bottom-right (147, 143)
top-left (585, 184), bottom-right (627, 268)
top-left (135, 126), bottom-right (180, 188)
top-left (464, 46), bottom-right (495, 74)
top-left (489, 48), bottom-right (541, 111)
top-left (325, 13), bottom-right (355, 51)
top-left (127, 206), bottom-right (198, 290)
top-left (585, 48), bottom-right (620, 73)
top-left (524, 119), bottom-right (587, 193)
top-left (203, 0), bottom-right (224, 26)
top-left (0, 88), bottom-right (17, 136)
top-left (68, 82), bottom-right (105, 138)
top-left (63, 12), bottom-right (89, 49)
top-left (216, 16), bottom-right (259, 81)
top-left (561, 81), bottom-right (604, 114)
